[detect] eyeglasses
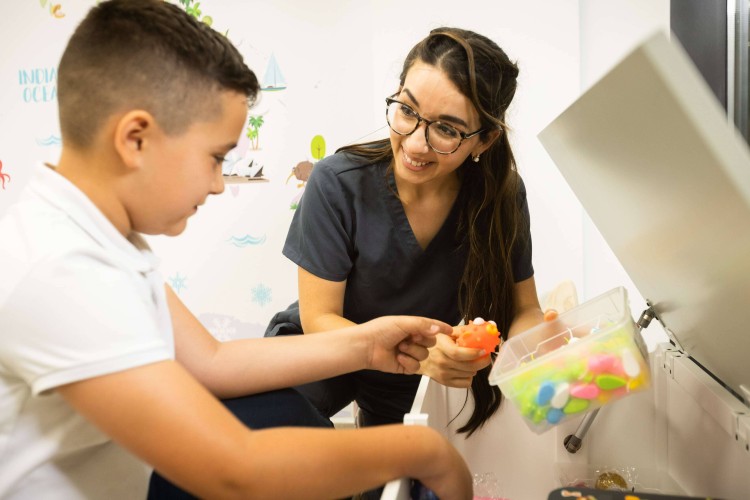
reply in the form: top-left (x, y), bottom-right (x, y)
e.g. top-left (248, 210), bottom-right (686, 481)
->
top-left (385, 96), bottom-right (484, 154)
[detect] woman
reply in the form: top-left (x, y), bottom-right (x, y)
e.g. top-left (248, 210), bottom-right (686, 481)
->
top-left (267, 27), bottom-right (545, 434)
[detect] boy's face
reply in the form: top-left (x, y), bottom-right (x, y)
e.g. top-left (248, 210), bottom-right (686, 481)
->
top-left (131, 90), bottom-right (248, 236)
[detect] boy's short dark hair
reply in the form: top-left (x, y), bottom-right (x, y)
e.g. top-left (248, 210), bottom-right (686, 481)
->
top-left (57, 0), bottom-right (259, 148)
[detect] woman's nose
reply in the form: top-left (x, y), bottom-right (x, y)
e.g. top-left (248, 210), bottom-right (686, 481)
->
top-left (404, 122), bottom-right (430, 154)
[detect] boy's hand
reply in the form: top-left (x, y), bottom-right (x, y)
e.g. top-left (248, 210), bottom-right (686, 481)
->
top-left (362, 316), bottom-right (452, 375)
top-left (418, 331), bottom-right (492, 388)
top-left (412, 428), bottom-right (474, 500)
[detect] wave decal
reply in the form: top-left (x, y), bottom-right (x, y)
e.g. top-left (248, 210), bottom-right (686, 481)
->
top-left (36, 135), bottom-right (62, 147)
top-left (228, 234), bottom-right (267, 247)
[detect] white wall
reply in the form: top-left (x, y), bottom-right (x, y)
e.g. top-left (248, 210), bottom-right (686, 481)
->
top-left (0, 1), bottom-right (673, 346)
top-left (576, 0), bottom-right (671, 349)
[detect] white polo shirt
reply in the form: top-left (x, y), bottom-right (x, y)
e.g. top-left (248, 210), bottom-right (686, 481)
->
top-left (0, 164), bottom-right (175, 499)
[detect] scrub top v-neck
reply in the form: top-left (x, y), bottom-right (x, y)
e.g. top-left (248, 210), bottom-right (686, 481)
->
top-left (282, 152), bottom-right (534, 327)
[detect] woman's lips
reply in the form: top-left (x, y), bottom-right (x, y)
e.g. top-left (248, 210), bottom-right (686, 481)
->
top-left (402, 150), bottom-right (431, 171)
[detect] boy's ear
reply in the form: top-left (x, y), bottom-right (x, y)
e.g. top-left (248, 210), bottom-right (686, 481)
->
top-left (113, 110), bottom-right (155, 169)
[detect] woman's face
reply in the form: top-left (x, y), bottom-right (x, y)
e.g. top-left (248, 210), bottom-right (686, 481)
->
top-left (389, 61), bottom-right (486, 188)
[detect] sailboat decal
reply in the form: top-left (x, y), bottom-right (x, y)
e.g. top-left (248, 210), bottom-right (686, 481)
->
top-left (261, 53), bottom-right (287, 91)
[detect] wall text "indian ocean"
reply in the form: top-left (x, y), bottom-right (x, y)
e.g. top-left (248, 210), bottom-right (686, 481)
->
top-left (18, 67), bottom-right (57, 103)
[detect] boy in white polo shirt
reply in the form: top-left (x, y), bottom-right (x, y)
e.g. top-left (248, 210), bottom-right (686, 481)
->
top-left (0, 1), bottom-right (473, 499)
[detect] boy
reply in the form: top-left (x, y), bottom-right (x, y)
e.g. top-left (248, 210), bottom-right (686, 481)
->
top-left (0, 1), bottom-right (473, 499)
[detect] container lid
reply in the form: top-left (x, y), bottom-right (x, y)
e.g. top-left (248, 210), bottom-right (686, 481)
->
top-left (538, 31), bottom-right (750, 405)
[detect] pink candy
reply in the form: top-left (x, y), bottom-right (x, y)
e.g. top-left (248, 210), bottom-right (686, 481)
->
top-left (569, 383), bottom-right (600, 400)
top-left (587, 353), bottom-right (625, 376)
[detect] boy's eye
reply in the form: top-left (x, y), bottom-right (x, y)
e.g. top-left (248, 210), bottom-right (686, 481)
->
top-left (213, 155), bottom-right (227, 165)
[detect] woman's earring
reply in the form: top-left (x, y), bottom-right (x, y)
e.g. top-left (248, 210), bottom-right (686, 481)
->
top-left (473, 154), bottom-right (481, 163)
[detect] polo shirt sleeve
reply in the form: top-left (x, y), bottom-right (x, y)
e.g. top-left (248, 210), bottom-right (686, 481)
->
top-left (282, 158), bottom-right (354, 282)
top-left (0, 246), bottom-right (172, 396)
top-left (512, 177), bottom-right (535, 282)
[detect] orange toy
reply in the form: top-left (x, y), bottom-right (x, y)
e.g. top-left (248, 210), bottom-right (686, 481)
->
top-left (455, 317), bottom-right (501, 357)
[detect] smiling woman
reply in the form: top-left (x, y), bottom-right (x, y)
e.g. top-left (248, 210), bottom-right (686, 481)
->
top-left (267, 27), bottom-right (546, 442)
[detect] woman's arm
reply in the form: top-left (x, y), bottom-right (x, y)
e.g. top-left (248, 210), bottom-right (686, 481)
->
top-left (297, 266), bottom-right (354, 332)
top-left (507, 275), bottom-right (545, 338)
top-left (57, 361), bottom-right (473, 500)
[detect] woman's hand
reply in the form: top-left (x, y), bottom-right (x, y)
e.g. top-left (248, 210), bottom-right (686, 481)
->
top-left (418, 331), bottom-right (492, 388)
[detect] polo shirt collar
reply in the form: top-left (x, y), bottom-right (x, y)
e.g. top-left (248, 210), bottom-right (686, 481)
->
top-left (28, 163), bottom-right (159, 274)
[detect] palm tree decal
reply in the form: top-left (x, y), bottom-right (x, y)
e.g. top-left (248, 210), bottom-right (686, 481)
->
top-left (176, 0), bottom-right (214, 26)
top-left (246, 115), bottom-right (264, 150)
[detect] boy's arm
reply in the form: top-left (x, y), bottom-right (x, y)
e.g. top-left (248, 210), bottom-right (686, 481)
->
top-left (57, 361), bottom-right (473, 499)
top-left (167, 286), bottom-right (449, 398)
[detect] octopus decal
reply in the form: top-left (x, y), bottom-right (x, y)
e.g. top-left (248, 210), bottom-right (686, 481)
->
top-left (0, 160), bottom-right (10, 190)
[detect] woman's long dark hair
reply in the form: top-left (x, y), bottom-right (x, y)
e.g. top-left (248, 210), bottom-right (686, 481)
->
top-left (338, 28), bottom-right (526, 436)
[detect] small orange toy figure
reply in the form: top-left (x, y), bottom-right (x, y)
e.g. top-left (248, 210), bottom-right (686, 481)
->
top-left (455, 317), bottom-right (501, 357)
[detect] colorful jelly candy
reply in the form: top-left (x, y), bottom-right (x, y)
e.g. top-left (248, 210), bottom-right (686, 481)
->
top-left (546, 407), bottom-right (564, 424)
top-left (536, 381), bottom-right (556, 405)
top-left (569, 382), bottom-right (600, 400)
top-left (455, 317), bottom-right (500, 357)
top-left (621, 348), bottom-right (641, 377)
top-left (550, 383), bottom-right (570, 409)
top-left (501, 319), bottom-right (650, 431)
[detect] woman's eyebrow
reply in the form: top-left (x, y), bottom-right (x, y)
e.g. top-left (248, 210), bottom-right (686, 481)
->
top-left (402, 88), bottom-right (420, 107)
top-left (402, 87), bottom-right (470, 128)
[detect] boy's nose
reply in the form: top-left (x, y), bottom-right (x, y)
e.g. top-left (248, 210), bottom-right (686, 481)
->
top-left (212, 167), bottom-right (225, 195)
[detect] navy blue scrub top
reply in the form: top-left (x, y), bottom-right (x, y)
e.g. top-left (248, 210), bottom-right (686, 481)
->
top-left (282, 152), bottom-right (534, 327)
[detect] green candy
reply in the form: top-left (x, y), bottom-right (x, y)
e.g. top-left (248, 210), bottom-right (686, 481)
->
top-left (530, 406), bottom-right (547, 424)
top-left (595, 374), bottom-right (627, 390)
top-left (563, 398), bottom-right (589, 414)
top-left (560, 359), bottom-right (586, 380)
top-left (520, 398), bottom-right (537, 418)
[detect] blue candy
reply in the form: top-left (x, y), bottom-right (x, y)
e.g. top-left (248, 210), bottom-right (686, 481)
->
top-left (547, 408), bottom-right (564, 424)
top-left (536, 381), bottom-right (556, 406)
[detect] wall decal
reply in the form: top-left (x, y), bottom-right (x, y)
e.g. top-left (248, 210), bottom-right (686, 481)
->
top-left (0, 160), bottom-right (10, 190)
top-left (246, 115), bottom-right (264, 150)
top-left (168, 272), bottom-right (188, 294)
top-left (261, 53), bottom-right (286, 91)
top-left (38, 0), bottom-right (65, 19)
top-left (311, 134), bottom-right (326, 160)
top-left (198, 312), bottom-right (267, 341)
top-left (250, 283), bottom-right (271, 307)
top-left (288, 135), bottom-right (326, 209)
top-left (35, 135), bottom-right (62, 147)
top-left (175, 0), bottom-right (213, 26)
top-left (18, 67), bottom-right (57, 104)
top-left (227, 234), bottom-right (267, 248)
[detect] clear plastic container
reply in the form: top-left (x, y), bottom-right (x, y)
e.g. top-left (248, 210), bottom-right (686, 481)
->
top-left (488, 287), bottom-right (650, 433)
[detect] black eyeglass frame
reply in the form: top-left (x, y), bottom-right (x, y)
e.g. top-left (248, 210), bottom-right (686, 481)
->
top-left (385, 96), bottom-right (485, 155)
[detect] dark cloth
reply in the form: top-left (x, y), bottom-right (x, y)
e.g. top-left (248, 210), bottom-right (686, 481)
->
top-left (294, 369), bottom-right (422, 426)
top-left (147, 388), bottom-right (333, 499)
top-left (266, 151), bottom-right (534, 424)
